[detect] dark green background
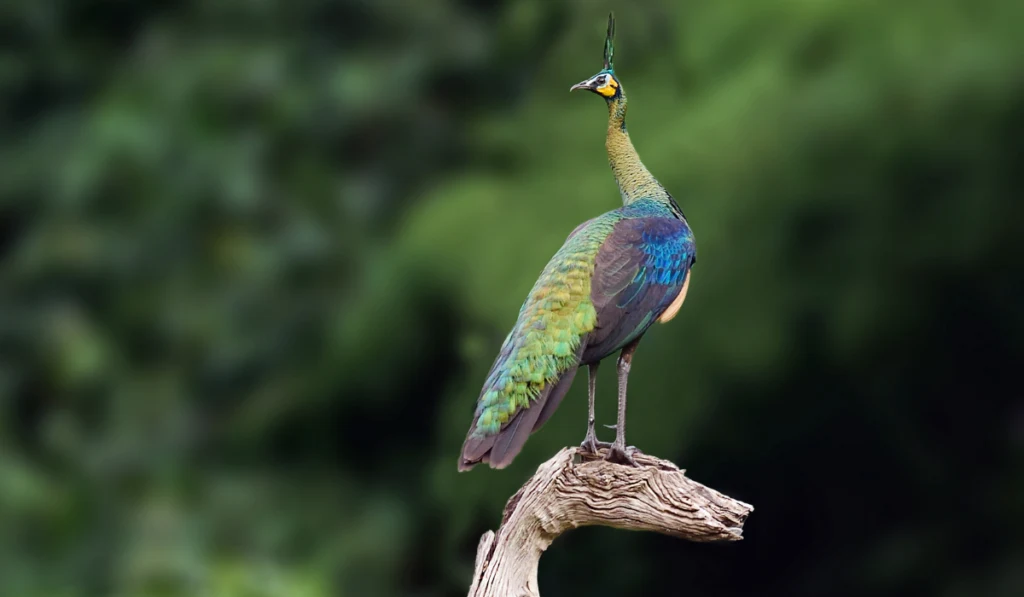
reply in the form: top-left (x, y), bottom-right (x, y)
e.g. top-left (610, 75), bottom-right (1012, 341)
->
top-left (2, 1), bottom-right (1022, 595)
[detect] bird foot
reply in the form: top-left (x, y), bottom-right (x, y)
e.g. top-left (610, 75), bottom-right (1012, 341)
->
top-left (579, 435), bottom-right (612, 455)
top-left (604, 444), bottom-right (643, 467)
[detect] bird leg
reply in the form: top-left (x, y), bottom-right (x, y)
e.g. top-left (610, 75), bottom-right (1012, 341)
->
top-left (605, 339), bottom-right (642, 466)
top-left (580, 362), bottom-right (611, 454)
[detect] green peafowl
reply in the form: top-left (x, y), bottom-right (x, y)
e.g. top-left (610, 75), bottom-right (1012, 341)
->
top-left (459, 13), bottom-right (695, 470)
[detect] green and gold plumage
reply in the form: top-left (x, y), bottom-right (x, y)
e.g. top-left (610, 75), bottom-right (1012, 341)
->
top-left (460, 14), bottom-right (696, 470)
top-left (472, 222), bottom-right (608, 435)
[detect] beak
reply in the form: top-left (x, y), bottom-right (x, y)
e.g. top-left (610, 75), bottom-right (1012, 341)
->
top-left (569, 79), bottom-right (593, 92)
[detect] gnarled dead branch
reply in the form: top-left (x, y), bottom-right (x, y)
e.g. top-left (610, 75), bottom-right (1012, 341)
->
top-left (468, 447), bottom-right (753, 597)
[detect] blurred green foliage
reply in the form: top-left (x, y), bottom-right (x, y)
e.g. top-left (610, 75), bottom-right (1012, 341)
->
top-left (2, 0), bottom-right (1023, 596)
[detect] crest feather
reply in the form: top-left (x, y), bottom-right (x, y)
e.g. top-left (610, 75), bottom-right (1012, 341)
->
top-left (603, 12), bottom-right (615, 71)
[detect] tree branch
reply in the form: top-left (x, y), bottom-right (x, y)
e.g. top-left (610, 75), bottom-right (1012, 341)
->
top-left (467, 447), bottom-right (753, 597)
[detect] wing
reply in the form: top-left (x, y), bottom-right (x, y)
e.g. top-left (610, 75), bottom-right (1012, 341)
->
top-left (460, 214), bottom-right (619, 470)
top-left (582, 217), bottom-right (695, 361)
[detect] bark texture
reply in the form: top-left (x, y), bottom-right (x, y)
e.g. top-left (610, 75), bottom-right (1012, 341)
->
top-left (467, 447), bottom-right (753, 597)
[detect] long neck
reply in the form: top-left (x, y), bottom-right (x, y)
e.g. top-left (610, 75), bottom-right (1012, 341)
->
top-left (605, 92), bottom-right (675, 209)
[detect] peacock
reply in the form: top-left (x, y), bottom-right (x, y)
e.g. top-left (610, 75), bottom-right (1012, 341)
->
top-left (459, 13), bottom-right (695, 470)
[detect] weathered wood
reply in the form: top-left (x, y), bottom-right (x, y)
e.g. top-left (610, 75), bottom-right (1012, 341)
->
top-left (467, 447), bottom-right (753, 597)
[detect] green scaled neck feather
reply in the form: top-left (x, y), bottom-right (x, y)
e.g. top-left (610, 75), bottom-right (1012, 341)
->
top-left (604, 89), bottom-right (671, 206)
top-left (594, 14), bottom-right (684, 218)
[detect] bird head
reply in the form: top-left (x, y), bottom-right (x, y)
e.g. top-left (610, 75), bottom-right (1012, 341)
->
top-left (569, 13), bottom-right (622, 100)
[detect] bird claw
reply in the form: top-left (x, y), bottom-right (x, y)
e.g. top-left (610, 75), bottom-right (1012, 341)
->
top-left (604, 444), bottom-right (642, 467)
top-left (579, 435), bottom-right (612, 455)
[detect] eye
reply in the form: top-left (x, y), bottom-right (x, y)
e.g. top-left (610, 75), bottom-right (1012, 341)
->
top-left (596, 76), bottom-right (607, 85)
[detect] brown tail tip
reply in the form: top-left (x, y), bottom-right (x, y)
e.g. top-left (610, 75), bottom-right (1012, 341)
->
top-left (458, 453), bottom-right (488, 472)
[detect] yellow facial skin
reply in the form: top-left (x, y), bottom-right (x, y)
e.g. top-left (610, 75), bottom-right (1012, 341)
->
top-left (596, 77), bottom-right (619, 97)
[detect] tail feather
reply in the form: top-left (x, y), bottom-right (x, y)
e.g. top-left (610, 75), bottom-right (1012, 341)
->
top-left (458, 366), bottom-right (579, 471)
top-left (485, 391), bottom-right (545, 469)
top-left (531, 367), bottom-right (578, 432)
top-left (458, 233), bottom-right (599, 471)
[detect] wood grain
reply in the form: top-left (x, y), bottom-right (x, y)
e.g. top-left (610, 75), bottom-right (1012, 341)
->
top-left (467, 447), bottom-right (753, 597)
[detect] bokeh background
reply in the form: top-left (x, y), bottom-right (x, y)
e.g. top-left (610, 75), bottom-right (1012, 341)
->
top-left (2, 0), bottom-right (1023, 595)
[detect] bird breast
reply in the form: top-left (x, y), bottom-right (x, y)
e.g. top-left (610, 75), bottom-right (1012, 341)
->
top-left (657, 271), bottom-right (691, 323)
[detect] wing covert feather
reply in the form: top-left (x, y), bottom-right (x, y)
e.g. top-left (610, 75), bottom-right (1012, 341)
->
top-left (583, 217), bottom-right (694, 361)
